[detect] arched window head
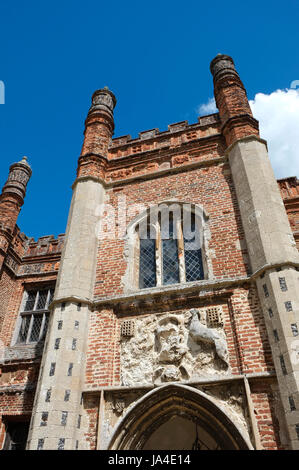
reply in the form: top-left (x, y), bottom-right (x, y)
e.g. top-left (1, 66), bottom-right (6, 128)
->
top-left (137, 203), bottom-right (206, 289)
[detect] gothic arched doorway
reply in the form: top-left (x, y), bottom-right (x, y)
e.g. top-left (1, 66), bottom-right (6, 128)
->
top-left (108, 384), bottom-right (252, 450)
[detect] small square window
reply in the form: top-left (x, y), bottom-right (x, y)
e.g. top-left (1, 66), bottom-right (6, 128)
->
top-left (40, 412), bottom-right (48, 427)
top-left (289, 396), bottom-right (296, 411)
top-left (291, 324), bottom-right (299, 337)
top-left (280, 355), bottom-right (287, 375)
top-left (61, 412), bottom-right (68, 426)
top-left (58, 438), bottom-right (65, 450)
top-left (273, 329), bottom-right (279, 342)
top-left (279, 277), bottom-right (288, 292)
top-left (50, 363), bottom-right (56, 376)
top-left (45, 389), bottom-right (51, 402)
top-left (263, 284), bottom-right (269, 298)
top-left (77, 415), bottom-right (81, 429)
top-left (37, 438), bottom-right (44, 450)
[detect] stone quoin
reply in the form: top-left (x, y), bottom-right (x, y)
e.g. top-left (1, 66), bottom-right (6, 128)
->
top-left (0, 55), bottom-right (299, 450)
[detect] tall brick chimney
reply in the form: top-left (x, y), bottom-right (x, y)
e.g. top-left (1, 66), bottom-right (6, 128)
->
top-left (0, 156), bottom-right (31, 270)
top-left (77, 87), bottom-right (116, 179)
top-left (210, 54), bottom-right (259, 147)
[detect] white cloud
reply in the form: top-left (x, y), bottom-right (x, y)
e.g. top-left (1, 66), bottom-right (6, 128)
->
top-left (249, 89), bottom-right (299, 179)
top-left (197, 98), bottom-right (217, 115)
top-left (198, 89), bottom-right (299, 179)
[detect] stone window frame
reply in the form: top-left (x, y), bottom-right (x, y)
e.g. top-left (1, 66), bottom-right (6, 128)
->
top-left (123, 201), bottom-right (211, 292)
top-left (12, 286), bottom-right (54, 346)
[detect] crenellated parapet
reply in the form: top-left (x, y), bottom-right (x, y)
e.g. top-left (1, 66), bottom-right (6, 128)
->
top-left (2, 232), bottom-right (65, 277)
top-left (17, 234), bottom-right (64, 277)
top-left (74, 113), bottom-right (225, 186)
top-left (278, 176), bottom-right (299, 200)
top-left (23, 234), bottom-right (65, 258)
top-left (109, 114), bottom-right (221, 152)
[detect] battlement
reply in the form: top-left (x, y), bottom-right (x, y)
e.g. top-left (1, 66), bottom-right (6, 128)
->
top-left (278, 176), bottom-right (299, 200)
top-left (108, 113), bottom-right (221, 158)
top-left (23, 234), bottom-right (65, 258)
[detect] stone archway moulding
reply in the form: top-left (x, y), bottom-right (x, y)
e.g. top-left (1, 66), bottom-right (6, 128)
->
top-left (106, 383), bottom-right (253, 450)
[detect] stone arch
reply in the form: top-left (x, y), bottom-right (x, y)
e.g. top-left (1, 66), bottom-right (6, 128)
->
top-left (107, 384), bottom-right (253, 450)
top-left (125, 200), bottom-right (210, 234)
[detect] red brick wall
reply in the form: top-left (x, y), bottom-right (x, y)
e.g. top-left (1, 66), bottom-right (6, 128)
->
top-left (0, 268), bottom-right (21, 337)
top-left (94, 163), bottom-right (249, 298)
top-left (251, 380), bottom-right (283, 450)
top-left (86, 308), bottom-right (120, 388)
top-left (228, 286), bottom-right (274, 375)
top-left (83, 395), bottom-right (99, 450)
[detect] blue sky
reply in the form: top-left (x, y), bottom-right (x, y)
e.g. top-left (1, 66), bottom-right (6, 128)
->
top-left (0, 0), bottom-right (299, 240)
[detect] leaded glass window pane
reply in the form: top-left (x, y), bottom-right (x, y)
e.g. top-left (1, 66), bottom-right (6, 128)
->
top-left (17, 316), bottom-right (31, 343)
top-left (37, 290), bottom-right (48, 310)
top-left (184, 216), bottom-right (204, 282)
top-left (185, 247), bottom-right (204, 281)
top-left (29, 314), bottom-right (43, 342)
top-left (139, 233), bottom-right (156, 289)
top-left (137, 206), bottom-right (205, 290)
top-left (162, 219), bottom-right (179, 285)
top-left (24, 291), bottom-right (36, 311)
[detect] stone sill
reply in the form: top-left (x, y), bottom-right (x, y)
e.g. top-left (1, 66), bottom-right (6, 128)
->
top-left (1, 343), bottom-right (45, 365)
top-left (94, 275), bottom-right (249, 306)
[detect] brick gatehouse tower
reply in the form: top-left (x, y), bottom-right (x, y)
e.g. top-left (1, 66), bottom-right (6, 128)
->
top-left (0, 55), bottom-right (299, 450)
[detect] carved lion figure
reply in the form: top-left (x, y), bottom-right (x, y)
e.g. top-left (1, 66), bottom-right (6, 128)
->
top-left (188, 308), bottom-right (228, 366)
